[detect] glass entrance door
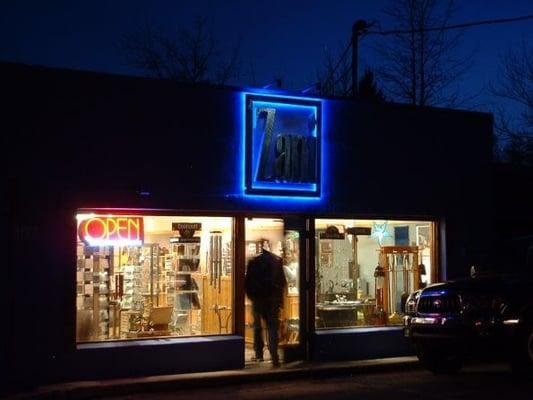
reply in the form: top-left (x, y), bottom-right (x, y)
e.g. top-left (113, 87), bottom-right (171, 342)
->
top-left (244, 218), bottom-right (301, 366)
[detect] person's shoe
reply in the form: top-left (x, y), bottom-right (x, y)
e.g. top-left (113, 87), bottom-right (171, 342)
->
top-left (251, 354), bottom-right (263, 362)
top-left (271, 358), bottom-right (280, 368)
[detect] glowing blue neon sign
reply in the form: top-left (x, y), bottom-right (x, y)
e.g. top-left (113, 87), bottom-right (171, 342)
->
top-left (245, 94), bottom-right (321, 197)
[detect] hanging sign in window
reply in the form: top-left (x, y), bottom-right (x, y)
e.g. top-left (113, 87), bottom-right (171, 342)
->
top-left (78, 216), bottom-right (144, 246)
top-left (170, 222), bottom-right (202, 243)
top-left (245, 94), bottom-right (321, 197)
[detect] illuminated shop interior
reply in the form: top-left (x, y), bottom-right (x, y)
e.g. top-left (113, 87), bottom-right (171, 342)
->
top-left (75, 212), bottom-right (435, 343)
top-left (315, 219), bottom-right (435, 329)
top-left (244, 218), bottom-right (300, 362)
top-left (76, 214), bottom-right (234, 342)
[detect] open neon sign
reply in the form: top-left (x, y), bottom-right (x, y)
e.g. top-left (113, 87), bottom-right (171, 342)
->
top-left (78, 216), bottom-right (144, 246)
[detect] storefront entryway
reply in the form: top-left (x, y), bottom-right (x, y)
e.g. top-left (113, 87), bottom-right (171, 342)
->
top-left (243, 217), bottom-right (303, 367)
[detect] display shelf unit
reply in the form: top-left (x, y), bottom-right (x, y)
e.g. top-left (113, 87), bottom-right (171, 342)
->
top-left (119, 244), bottom-right (169, 337)
top-left (168, 240), bottom-right (201, 335)
top-left (121, 264), bottom-right (143, 311)
top-left (76, 246), bottom-right (113, 341)
top-left (142, 244), bottom-right (162, 307)
top-left (379, 246), bottom-right (419, 323)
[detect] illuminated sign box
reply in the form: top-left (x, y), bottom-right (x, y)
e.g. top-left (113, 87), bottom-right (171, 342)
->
top-left (78, 216), bottom-right (144, 246)
top-left (245, 94), bottom-right (321, 197)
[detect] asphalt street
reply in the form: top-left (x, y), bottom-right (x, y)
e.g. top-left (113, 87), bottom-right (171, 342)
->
top-left (103, 363), bottom-right (532, 400)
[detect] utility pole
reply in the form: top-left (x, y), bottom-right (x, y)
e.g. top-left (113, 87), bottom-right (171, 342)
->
top-left (351, 20), bottom-right (368, 98)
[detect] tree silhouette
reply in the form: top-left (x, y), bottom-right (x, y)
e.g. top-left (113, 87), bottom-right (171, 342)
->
top-left (316, 46), bottom-right (352, 97)
top-left (316, 46), bottom-right (385, 101)
top-left (120, 19), bottom-right (240, 85)
top-left (492, 41), bottom-right (533, 165)
top-left (375, 0), bottom-right (472, 107)
top-left (358, 69), bottom-right (387, 102)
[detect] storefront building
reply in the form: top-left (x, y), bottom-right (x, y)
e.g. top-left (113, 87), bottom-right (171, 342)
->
top-left (3, 63), bottom-right (493, 387)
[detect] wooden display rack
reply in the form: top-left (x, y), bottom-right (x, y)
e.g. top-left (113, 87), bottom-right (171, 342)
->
top-left (379, 246), bottom-right (420, 319)
top-left (199, 274), bottom-right (232, 334)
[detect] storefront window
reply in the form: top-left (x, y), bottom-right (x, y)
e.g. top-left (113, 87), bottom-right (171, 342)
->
top-left (315, 219), bottom-right (435, 329)
top-left (76, 213), bottom-right (233, 342)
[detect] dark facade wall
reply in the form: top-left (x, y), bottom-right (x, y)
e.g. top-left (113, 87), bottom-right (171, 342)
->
top-left (2, 63), bottom-right (492, 386)
top-left (4, 63), bottom-right (492, 210)
top-left (493, 164), bottom-right (533, 237)
top-left (4, 63), bottom-right (492, 268)
top-left (491, 164), bottom-right (533, 272)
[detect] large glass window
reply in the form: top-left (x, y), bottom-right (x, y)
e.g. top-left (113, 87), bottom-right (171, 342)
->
top-left (315, 219), bottom-right (436, 329)
top-left (76, 213), bottom-right (233, 342)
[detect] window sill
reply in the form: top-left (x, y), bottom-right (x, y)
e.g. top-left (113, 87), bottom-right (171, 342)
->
top-left (77, 334), bottom-right (242, 350)
top-left (315, 326), bottom-right (403, 335)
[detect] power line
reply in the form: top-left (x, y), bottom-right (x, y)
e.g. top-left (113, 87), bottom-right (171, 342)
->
top-left (316, 14), bottom-right (533, 95)
top-left (322, 41), bottom-right (351, 91)
top-left (331, 64), bottom-right (352, 93)
top-left (367, 15), bottom-right (533, 36)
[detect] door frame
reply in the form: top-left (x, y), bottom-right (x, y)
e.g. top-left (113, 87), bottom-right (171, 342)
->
top-left (236, 215), bottom-right (310, 362)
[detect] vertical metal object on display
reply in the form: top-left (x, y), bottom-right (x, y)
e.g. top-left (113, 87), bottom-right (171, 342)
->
top-left (389, 254), bottom-right (396, 315)
top-left (206, 251), bottom-right (211, 285)
top-left (403, 254), bottom-right (410, 297)
top-left (209, 235), bottom-right (214, 287)
top-left (217, 234), bottom-right (222, 293)
top-left (149, 245), bottom-right (154, 306)
top-left (209, 232), bottom-right (223, 292)
top-left (214, 233), bottom-right (218, 289)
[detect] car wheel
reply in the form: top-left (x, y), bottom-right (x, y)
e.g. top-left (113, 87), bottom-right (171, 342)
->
top-left (416, 343), bottom-right (463, 374)
top-left (511, 322), bottom-right (533, 376)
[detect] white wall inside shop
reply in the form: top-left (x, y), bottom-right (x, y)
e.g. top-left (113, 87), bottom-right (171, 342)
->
top-left (316, 220), bottom-right (433, 300)
top-left (244, 218), bottom-right (284, 258)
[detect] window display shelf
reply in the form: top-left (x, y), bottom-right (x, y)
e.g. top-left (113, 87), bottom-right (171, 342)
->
top-left (76, 250), bottom-right (113, 341)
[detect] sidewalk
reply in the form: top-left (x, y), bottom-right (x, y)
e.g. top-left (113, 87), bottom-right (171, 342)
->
top-left (8, 356), bottom-right (420, 400)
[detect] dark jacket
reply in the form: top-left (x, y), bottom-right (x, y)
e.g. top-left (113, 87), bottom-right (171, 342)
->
top-left (245, 250), bottom-right (287, 309)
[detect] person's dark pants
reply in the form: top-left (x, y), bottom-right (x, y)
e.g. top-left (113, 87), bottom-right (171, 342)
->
top-left (252, 303), bottom-right (280, 362)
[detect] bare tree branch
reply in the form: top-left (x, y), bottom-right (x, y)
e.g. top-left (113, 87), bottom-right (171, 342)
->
top-left (374, 0), bottom-right (473, 107)
top-left (492, 40), bottom-right (533, 166)
top-left (316, 46), bottom-right (352, 97)
top-left (492, 40), bottom-right (533, 141)
top-left (120, 18), bottom-right (241, 85)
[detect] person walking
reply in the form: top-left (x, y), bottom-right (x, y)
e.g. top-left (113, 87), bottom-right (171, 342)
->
top-left (245, 242), bottom-right (287, 367)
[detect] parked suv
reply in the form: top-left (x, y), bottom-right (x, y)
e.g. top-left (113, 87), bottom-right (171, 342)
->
top-left (404, 272), bottom-right (533, 374)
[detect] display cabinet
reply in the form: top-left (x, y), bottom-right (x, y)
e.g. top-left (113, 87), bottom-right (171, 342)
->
top-left (168, 240), bottom-right (201, 335)
top-left (121, 265), bottom-right (143, 311)
top-left (141, 243), bottom-right (163, 307)
top-left (76, 246), bottom-right (112, 341)
top-left (120, 244), bottom-right (180, 337)
top-left (379, 246), bottom-right (419, 323)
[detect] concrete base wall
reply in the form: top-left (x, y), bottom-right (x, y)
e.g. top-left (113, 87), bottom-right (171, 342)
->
top-left (312, 327), bottom-right (414, 362)
top-left (46, 335), bottom-right (244, 383)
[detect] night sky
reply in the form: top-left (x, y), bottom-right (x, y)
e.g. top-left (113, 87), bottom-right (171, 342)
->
top-left (1, 0), bottom-right (532, 115)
